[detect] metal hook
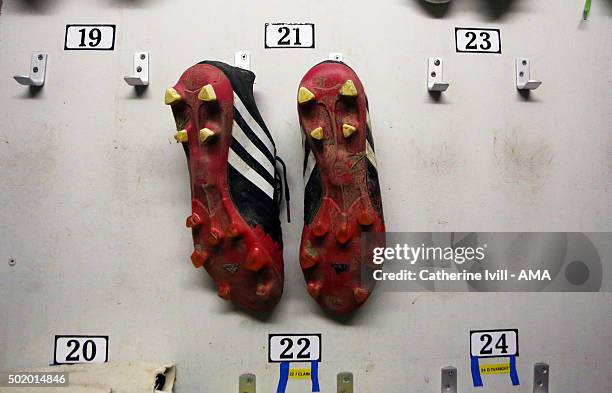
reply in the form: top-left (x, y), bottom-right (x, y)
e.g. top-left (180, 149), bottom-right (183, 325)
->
top-left (428, 57), bottom-right (449, 92)
top-left (124, 52), bottom-right (149, 86)
top-left (14, 52), bottom-right (47, 86)
top-left (516, 58), bottom-right (542, 90)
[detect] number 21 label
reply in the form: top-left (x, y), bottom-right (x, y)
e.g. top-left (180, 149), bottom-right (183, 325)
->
top-left (455, 28), bottom-right (501, 54)
top-left (65, 25), bottom-right (116, 50)
top-left (269, 334), bottom-right (321, 362)
top-left (470, 329), bottom-right (518, 358)
top-left (265, 23), bottom-right (315, 49)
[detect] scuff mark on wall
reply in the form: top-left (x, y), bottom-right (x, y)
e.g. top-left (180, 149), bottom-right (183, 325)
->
top-left (493, 129), bottom-right (553, 192)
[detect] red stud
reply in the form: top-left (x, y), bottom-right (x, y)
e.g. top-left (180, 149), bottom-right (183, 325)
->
top-left (307, 281), bottom-right (322, 299)
top-left (244, 246), bottom-right (267, 271)
top-left (300, 250), bottom-right (319, 269)
top-left (312, 222), bottom-right (328, 237)
top-left (335, 223), bottom-right (352, 245)
top-left (190, 249), bottom-right (208, 268)
top-left (353, 286), bottom-right (370, 304)
top-left (186, 213), bottom-right (202, 228)
top-left (255, 283), bottom-right (272, 300)
top-left (207, 228), bottom-right (224, 245)
top-left (218, 283), bottom-right (231, 300)
top-left (358, 211), bottom-right (375, 226)
top-left (226, 224), bottom-right (242, 238)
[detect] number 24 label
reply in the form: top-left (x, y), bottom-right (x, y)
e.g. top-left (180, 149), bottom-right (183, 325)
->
top-left (470, 329), bottom-right (518, 358)
top-left (269, 334), bottom-right (321, 362)
top-left (456, 28), bottom-right (501, 54)
top-left (65, 25), bottom-right (116, 50)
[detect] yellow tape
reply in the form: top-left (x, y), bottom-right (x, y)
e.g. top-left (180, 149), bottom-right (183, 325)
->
top-left (480, 363), bottom-right (510, 375)
top-left (288, 368), bottom-right (311, 379)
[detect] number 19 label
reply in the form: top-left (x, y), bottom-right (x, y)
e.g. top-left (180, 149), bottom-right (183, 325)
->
top-left (65, 25), bottom-right (116, 50)
top-left (455, 28), bottom-right (501, 54)
top-left (269, 334), bottom-right (321, 362)
top-left (470, 329), bottom-right (518, 358)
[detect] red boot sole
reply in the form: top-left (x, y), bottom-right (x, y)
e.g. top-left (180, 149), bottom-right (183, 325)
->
top-left (297, 62), bottom-right (385, 314)
top-left (168, 64), bottom-right (283, 313)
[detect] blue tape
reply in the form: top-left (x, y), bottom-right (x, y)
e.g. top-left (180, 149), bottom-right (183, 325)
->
top-left (471, 356), bottom-right (483, 387)
top-left (276, 362), bottom-right (290, 393)
top-left (509, 355), bottom-right (520, 386)
top-left (311, 360), bottom-right (320, 392)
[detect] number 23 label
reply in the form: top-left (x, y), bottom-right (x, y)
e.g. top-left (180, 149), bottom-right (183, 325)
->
top-left (470, 329), bottom-right (518, 358)
top-left (269, 334), bottom-right (321, 362)
top-left (456, 28), bottom-right (501, 54)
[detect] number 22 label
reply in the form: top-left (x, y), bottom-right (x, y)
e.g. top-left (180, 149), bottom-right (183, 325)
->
top-left (269, 334), bottom-right (321, 362)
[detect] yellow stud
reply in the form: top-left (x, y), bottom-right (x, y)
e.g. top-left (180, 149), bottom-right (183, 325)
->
top-left (164, 87), bottom-right (182, 105)
top-left (310, 127), bottom-right (324, 140)
top-left (339, 80), bottom-right (358, 97)
top-left (174, 129), bottom-right (188, 143)
top-left (199, 128), bottom-right (216, 143)
top-left (342, 123), bottom-right (357, 138)
top-left (298, 87), bottom-right (315, 104)
top-left (198, 84), bottom-right (217, 102)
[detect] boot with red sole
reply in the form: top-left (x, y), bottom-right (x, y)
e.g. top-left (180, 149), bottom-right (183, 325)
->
top-left (297, 61), bottom-right (385, 315)
top-left (166, 61), bottom-right (289, 314)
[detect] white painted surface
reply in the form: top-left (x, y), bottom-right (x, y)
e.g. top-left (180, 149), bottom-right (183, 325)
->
top-left (1, 1), bottom-right (611, 392)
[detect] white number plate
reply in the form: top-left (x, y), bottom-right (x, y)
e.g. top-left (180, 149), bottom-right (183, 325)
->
top-left (455, 28), bottom-right (501, 54)
top-left (54, 335), bottom-right (108, 364)
top-left (64, 25), bottom-right (116, 50)
top-left (470, 329), bottom-right (518, 358)
top-left (265, 23), bottom-right (315, 49)
top-left (269, 334), bottom-right (321, 362)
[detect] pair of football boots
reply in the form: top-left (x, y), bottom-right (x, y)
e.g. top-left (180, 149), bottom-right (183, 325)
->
top-left (165, 61), bottom-right (384, 316)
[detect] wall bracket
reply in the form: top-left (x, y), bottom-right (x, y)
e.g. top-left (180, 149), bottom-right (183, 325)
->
top-left (533, 363), bottom-right (549, 393)
top-left (235, 51), bottom-right (251, 71)
top-left (516, 58), bottom-right (542, 90)
top-left (124, 52), bottom-right (149, 86)
top-left (428, 57), bottom-right (449, 92)
top-left (337, 372), bottom-right (353, 393)
top-left (14, 52), bottom-right (47, 86)
top-left (441, 366), bottom-right (457, 393)
top-left (239, 373), bottom-right (255, 393)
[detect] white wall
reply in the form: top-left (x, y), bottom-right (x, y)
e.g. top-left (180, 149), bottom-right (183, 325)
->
top-left (1, 1), bottom-right (611, 392)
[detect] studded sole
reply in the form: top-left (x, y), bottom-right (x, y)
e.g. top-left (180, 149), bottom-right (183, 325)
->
top-left (297, 62), bottom-right (385, 315)
top-left (167, 64), bottom-right (283, 313)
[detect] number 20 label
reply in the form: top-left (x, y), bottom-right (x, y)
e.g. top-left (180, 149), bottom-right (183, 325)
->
top-left (470, 329), bottom-right (518, 358)
top-left (455, 28), bottom-right (501, 54)
top-left (269, 334), bottom-right (321, 362)
top-left (265, 23), bottom-right (315, 49)
top-left (54, 335), bottom-right (108, 364)
top-left (65, 25), bottom-right (116, 50)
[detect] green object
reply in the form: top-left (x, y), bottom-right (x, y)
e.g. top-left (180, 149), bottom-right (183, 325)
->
top-left (583, 0), bottom-right (592, 20)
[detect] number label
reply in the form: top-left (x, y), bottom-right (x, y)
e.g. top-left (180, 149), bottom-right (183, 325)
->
top-left (470, 329), bottom-right (518, 358)
top-left (265, 23), bottom-right (315, 49)
top-left (269, 334), bottom-right (321, 362)
top-left (455, 28), bottom-right (501, 54)
top-left (54, 335), bottom-right (108, 364)
top-left (64, 25), bottom-right (116, 50)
